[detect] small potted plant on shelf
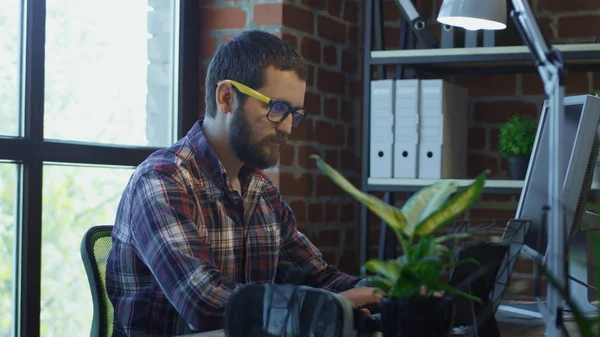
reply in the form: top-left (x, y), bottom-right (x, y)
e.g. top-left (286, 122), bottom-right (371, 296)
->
top-left (498, 114), bottom-right (537, 180)
top-left (311, 155), bottom-right (487, 337)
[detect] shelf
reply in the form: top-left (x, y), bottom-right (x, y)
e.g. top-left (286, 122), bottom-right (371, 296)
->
top-left (367, 177), bottom-right (524, 193)
top-left (369, 43), bottom-right (600, 72)
top-left (368, 177), bottom-right (600, 194)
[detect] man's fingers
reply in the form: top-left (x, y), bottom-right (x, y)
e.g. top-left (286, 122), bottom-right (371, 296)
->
top-left (419, 287), bottom-right (445, 297)
top-left (364, 287), bottom-right (384, 300)
top-left (360, 308), bottom-right (371, 316)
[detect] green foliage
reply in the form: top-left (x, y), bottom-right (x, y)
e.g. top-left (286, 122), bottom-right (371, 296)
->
top-left (0, 164), bottom-right (133, 337)
top-left (312, 155), bottom-right (488, 302)
top-left (0, 165), bottom-right (17, 336)
top-left (498, 115), bottom-right (538, 157)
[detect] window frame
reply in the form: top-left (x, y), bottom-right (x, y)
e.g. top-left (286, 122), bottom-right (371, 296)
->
top-left (0, 1), bottom-right (200, 336)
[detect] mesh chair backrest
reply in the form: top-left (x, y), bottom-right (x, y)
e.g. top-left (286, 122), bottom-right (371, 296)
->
top-left (81, 226), bottom-right (114, 337)
top-left (93, 233), bottom-right (114, 337)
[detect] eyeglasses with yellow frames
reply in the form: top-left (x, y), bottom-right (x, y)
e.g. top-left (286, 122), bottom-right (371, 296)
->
top-left (218, 79), bottom-right (307, 128)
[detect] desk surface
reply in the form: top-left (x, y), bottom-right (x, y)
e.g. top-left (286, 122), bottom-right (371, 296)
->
top-left (182, 330), bottom-right (224, 337)
top-left (182, 330), bottom-right (381, 337)
top-left (181, 304), bottom-right (573, 337)
top-left (178, 312), bottom-right (553, 337)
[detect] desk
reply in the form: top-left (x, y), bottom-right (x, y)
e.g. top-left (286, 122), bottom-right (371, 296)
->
top-left (181, 330), bottom-right (224, 337)
top-left (178, 310), bottom-right (567, 337)
top-left (178, 311), bottom-right (566, 337)
top-left (182, 330), bottom-right (382, 337)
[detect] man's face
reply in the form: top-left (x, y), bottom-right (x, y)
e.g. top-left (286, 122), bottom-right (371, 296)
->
top-left (228, 67), bottom-right (306, 169)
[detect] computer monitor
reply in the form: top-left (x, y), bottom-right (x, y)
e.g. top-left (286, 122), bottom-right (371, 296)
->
top-left (498, 94), bottom-right (600, 317)
top-left (517, 94), bottom-right (600, 258)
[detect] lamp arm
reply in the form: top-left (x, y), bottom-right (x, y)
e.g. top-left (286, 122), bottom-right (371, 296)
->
top-left (511, 1), bottom-right (567, 337)
top-left (510, 0), bottom-right (565, 90)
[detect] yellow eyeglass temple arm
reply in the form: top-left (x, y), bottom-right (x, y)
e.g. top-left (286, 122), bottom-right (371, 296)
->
top-left (218, 79), bottom-right (271, 104)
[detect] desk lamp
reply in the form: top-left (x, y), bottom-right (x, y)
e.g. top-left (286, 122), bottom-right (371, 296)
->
top-left (437, 1), bottom-right (567, 336)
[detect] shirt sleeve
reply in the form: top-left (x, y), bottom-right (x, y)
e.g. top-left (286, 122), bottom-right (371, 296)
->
top-left (277, 199), bottom-right (360, 292)
top-left (129, 170), bottom-right (237, 331)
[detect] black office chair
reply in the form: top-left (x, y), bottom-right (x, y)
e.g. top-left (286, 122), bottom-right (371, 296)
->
top-left (80, 225), bottom-right (114, 337)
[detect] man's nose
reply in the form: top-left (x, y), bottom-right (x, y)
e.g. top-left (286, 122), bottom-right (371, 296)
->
top-left (277, 114), bottom-right (293, 136)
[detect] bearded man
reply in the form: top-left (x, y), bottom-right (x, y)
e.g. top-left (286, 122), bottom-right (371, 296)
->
top-left (105, 30), bottom-right (380, 337)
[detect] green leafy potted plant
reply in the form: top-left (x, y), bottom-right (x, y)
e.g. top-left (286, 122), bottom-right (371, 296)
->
top-left (498, 115), bottom-right (537, 180)
top-left (311, 155), bottom-right (488, 337)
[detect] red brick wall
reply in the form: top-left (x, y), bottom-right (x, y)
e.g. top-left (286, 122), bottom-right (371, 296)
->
top-left (198, 0), bottom-right (363, 273)
top-left (199, 0), bottom-right (600, 298)
top-left (277, 1), bottom-right (363, 272)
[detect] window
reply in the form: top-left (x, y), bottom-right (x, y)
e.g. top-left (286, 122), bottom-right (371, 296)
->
top-left (0, 1), bottom-right (21, 137)
top-left (44, 0), bottom-right (178, 147)
top-left (0, 1), bottom-right (199, 336)
top-left (0, 163), bottom-right (18, 337)
top-left (40, 165), bottom-right (134, 336)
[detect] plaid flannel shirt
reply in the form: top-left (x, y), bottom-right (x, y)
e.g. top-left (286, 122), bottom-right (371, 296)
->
top-left (105, 121), bottom-right (359, 337)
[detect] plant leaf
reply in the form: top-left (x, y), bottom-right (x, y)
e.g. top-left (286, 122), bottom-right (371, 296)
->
top-left (396, 255), bottom-right (408, 266)
top-left (392, 267), bottom-right (419, 298)
top-left (363, 259), bottom-right (399, 281)
top-left (433, 232), bottom-right (475, 244)
top-left (442, 257), bottom-right (480, 269)
top-left (436, 283), bottom-right (482, 303)
top-left (415, 262), bottom-right (443, 285)
top-left (415, 170), bottom-right (489, 236)
top-left (401, 180), bottom-right (460, 236)
top-left (366, 276), bottom-right (393, 294)
top-left (410, 236), bottom-right (437, 261)
top-left (311, 155), bottom-right (407, 236)
top-left (436, 244), bottom-right (454, 259)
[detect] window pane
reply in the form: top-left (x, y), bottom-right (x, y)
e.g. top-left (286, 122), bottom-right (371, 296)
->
top-left (0, 2), bottom-right (21, 137)
top-left (44, 0), bottom-right (179, 147)
top-left (0, 163), bottom-right (18, 336)
top-left (40, 164), bottom-right (134, 336)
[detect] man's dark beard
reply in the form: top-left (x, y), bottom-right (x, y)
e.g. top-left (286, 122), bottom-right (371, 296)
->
top-left (229, 107), bottom-right (287, 169)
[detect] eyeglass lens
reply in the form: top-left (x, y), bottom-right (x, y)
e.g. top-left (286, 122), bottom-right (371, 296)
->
top-left (269, 101), bottom-right (305, 127)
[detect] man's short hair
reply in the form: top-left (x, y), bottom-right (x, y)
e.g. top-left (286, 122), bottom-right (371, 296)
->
top-left (204, 30), bottom-right (309, 118)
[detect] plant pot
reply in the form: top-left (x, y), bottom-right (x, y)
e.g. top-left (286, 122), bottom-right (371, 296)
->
top-left (507, 156), bottom-right (530, 180)
top-left (380, 296), bottom-right (455, 337)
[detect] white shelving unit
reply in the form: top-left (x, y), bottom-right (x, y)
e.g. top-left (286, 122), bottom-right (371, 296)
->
top-left (368, 177), bottom-right (600, 192)
top-left (372, 43), bottom-right (600, 57)
top-left (368, 177), bottom-right (523, 189)
top-left (370, 43), bottom-right (600, 69)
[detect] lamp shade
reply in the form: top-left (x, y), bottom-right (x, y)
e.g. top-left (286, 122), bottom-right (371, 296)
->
top-left (437, 0), bottom-right (507, 31)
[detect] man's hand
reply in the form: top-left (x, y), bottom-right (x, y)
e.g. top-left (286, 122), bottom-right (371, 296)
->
top-left (339, 287), bottom-right (444, 316)
top-left (420, 286), bottom-right (444, 298)
top-left (338, 287), bottom-right (383, 308)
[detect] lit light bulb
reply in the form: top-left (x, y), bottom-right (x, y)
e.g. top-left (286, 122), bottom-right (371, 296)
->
top-left (437, 16), bottom-right (507, 31)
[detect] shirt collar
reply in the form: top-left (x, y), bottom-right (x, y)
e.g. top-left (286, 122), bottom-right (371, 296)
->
top-left (186, 120), bottom-right (263, 194)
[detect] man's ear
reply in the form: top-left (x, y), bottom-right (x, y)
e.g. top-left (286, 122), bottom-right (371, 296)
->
top-left (215, 82), bottom-right (236, 115)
